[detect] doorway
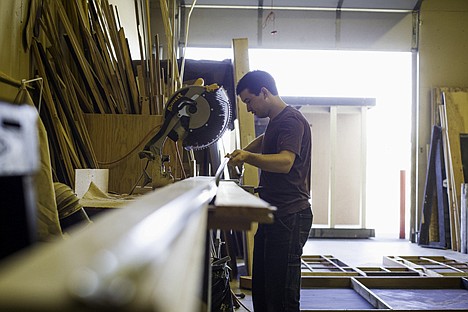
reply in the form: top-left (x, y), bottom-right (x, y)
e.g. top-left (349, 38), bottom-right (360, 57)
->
top-left (185, 47), bottom-right (412, 238)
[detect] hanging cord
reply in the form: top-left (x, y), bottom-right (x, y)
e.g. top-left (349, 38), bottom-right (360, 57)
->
top-left (262, 0), bottom-right (277, 35)
top-left (231, 289), bottom-right (252, 312)
top-left (179, 0), bottom-right (197, 82)
top-left (97, 125), bottom-right (161, 166)
top-left (262, 11), bottom-right (275, 28)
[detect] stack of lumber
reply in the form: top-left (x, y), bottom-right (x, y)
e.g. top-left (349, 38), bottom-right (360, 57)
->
top-left (28, 0), bottom-right (181, 187)
top-left (422, 87), bottom-right (468, 251)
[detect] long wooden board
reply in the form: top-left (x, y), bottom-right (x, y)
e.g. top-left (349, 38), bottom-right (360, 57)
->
top-left (209, 181), bottom-right (275, 230)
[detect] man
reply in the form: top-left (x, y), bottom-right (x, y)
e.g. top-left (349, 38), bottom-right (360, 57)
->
top-left (227, 70), bottom-right (313, 311)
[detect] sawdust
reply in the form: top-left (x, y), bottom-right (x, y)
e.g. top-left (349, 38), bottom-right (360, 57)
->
top-left (79, 182), bottom-right (140, 208)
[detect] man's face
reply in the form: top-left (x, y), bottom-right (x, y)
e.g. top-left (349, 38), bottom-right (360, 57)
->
top-left (239, 89), bottom-right (269, 118)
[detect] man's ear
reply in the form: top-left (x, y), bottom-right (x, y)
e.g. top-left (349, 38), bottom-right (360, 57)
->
top-left (261, 87), bottom-right (269, 99)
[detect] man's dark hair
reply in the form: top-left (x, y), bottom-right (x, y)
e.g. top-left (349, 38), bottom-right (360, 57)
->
top-left (236, 70), bottom-right (279, 96)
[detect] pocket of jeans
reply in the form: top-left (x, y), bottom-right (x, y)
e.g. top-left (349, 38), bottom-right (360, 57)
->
top-left (298, 212), bottom-right (313, 246)
top-left (277, 213), bottom-right (297, 232)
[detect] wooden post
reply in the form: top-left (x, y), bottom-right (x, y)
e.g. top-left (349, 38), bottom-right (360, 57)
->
top-left (329, 106), bottom-right (337, 228)
top-left (360, 106), bottom-right (368, 229)
top-left (400, 170), bottom-right (406, 239)
top-left (232, 38), bottom-right (257, 277)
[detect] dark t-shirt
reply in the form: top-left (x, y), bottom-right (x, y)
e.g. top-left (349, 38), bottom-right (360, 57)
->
top-left (259, 106), bottom-right (312, 217)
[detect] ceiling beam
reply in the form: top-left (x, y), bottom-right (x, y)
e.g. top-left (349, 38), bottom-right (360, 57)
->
top-left (179, 4), bottom-right (415, 14)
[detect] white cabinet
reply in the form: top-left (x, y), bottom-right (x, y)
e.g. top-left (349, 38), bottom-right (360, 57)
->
top-left (299, 101), bottom-right (374, 233)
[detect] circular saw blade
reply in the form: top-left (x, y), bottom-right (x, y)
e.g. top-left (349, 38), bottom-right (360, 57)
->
top-left (183, 86), bottom-right (231, 150)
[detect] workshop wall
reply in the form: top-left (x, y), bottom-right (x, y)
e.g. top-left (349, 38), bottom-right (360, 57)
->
top-left (0, 0), bottom-right (30, 102)
top-left (418, 0), bottom-right (468, 233)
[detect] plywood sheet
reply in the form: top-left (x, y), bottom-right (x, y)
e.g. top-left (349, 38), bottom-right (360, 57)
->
top-left (83, 114), bottom-right (181, 194)
top-left (445, 90), bottom-right (468, 179)
top-left (442, 88), bottom-right (468, 250)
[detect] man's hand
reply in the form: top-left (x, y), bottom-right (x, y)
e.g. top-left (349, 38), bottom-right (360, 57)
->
top-left (226, 149), bottom-right (249, 167)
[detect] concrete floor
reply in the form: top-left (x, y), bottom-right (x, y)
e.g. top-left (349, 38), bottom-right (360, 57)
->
top-left (230, 236), bottom-right (468, 311)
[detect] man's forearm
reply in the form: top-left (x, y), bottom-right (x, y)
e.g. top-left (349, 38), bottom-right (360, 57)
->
top-left (244, 134), bottom-right (264, 153)
top-left (244, 150), bottom-right (295, 174)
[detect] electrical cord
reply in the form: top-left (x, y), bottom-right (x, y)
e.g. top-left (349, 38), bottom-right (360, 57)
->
top-left (97, 125), bottom-right (161, 166)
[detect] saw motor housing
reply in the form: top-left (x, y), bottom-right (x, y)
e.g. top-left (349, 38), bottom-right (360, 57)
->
top-left (139, 84), bottom-right (231, 188)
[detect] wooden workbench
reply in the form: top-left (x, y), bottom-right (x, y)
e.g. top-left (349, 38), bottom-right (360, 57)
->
top-left (78, 179), bottom-right (275, 230)
top-left (0, 177), bottom-right (274, 311)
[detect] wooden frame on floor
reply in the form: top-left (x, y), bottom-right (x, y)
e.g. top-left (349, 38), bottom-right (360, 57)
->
top-left (384, 255), bottom-right (468, 277)
top-left (301, 255), bottom-right (360, 277)
top-left (300, 276), bottom-right (468, 311)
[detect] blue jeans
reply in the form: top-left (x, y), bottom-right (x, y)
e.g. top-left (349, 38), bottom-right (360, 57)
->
top-left (252, 208), bottom-right (313, 312)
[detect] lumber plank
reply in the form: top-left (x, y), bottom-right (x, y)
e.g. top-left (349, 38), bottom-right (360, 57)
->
top-left (118, 28), bottom-right (140, 114)
top-left (32, 42), bottom-right (75, 185)
top-left (154, 34), bottom-right (163, 113)
top-left (56, 0), bottom-right (108, 114)
top-left (438, 98), bottom-right (458, 250)
top-left (232, 38), bottom-right (257, 277)
top-left (36, 42), bottom-right (96, 170)
top-left (208, 181), bottom-right (275, 230)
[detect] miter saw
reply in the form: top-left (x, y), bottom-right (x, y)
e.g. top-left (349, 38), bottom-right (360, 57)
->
top-left (137, 81), bottom-right (231, 189)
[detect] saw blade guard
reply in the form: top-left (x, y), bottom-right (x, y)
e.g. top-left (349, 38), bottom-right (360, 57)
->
top-left (181, 85), bottom-right (231, 150)
top-left (142, 84), bottom-right (231, 158)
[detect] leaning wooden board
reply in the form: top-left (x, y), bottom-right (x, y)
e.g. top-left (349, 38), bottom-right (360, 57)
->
top-left (438, 88), bottom-right (468, 251)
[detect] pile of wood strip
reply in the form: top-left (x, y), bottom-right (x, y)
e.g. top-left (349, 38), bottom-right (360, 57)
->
top-left (29, 0), bottom-right (179, 187)
top-left (422, 87), bottom-right (468, 251)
